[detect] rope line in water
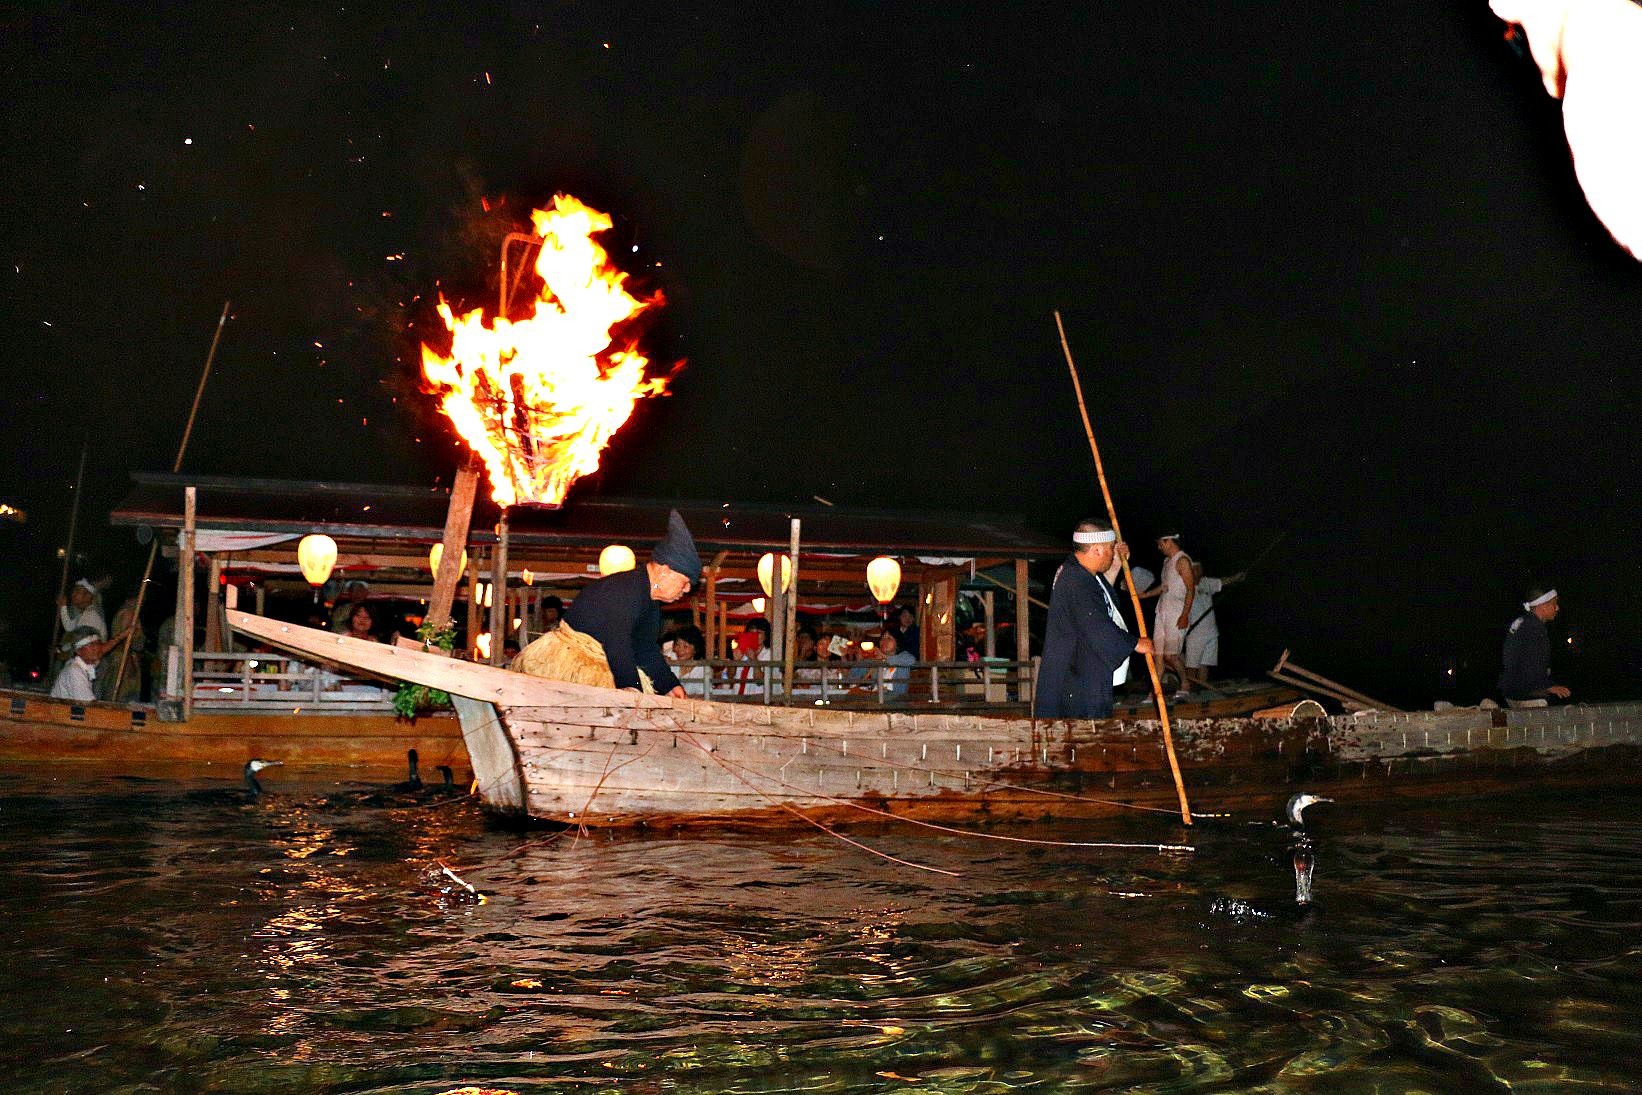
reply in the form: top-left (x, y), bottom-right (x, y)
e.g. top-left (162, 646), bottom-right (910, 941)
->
top-left (678, 731), bottom-right (962, 878)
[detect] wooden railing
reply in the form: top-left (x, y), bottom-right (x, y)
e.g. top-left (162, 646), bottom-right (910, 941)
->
top-left (189, 652), bottom-right (395, 712)
top-left (676, 658), bottom-right (1035, 708)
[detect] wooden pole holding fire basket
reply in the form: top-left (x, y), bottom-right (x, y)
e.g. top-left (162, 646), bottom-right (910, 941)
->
top-left (1053, 311), bottom-right (1194, 826)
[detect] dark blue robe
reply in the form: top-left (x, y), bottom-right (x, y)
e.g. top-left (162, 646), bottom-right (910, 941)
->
top-left (564, 569), bottom-right (681, 694)
top-left (1499, 610), bottom-right (1553, 700)
top-left (1034, 555), bottom-right (1138, 719)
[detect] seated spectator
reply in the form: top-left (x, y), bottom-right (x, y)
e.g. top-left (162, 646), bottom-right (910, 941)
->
top-left (664, 624), bottom-right (708, 696)
top-left (540, 595), bottom-right (564, 632)
top-left (889, 606), bottom-right (920, 659)
top-left (330, 581), bottom-right (370, 633)
top-left (345, 604), bottom-right (381, 643)
top-left (878, 629), bottom-right (916, 696)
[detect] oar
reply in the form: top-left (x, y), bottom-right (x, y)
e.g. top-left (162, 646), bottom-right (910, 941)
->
top-left (1054, 311), bottom-right (1193, 826)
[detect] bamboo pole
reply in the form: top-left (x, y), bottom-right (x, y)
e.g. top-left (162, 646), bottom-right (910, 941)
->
top-left (976, 569), bottom-right (1049, 611)
top-left (111, 300), bottom-right (230, 698)
top-left (781, 519), bottom-right (801, 701)
top-left (1054, 310), bottom-right (1193, 826)
top-left (180, 488), bottom-right (196, 721)
top-left (47, 442), bottom-right (89, 667)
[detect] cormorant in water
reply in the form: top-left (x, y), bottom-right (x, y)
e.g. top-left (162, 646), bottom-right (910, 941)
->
top-left (395, 748), bottom-right (423, 792)
top-left (1285, 793), bottom-right (1332, 907)
top-left (244, 758), bottom-right (283, 798)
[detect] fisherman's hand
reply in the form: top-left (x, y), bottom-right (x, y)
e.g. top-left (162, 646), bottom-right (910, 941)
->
top-left (666, 685), bottom-right (686, 699)
top-left (1548, 685), bottom-right (1571, 699)
top-left (621, 686), bottom-right (642, 693)
top-left (1116, 542), bottom-right (1131, 562)
top-left (1177, 612), bottom-right (1189, 629)
top-left (1134, 637), bottom-right (1153, 656)
top-left (56, 593), bottom-right (67, 608)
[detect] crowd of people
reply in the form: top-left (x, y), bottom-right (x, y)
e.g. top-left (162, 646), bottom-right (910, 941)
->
top-left (43, 507), bottom-right (1573, 716)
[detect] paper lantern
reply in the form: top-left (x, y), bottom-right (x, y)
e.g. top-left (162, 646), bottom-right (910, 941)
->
top-left (757, 552), bottom-right (792, 596)
top-left (297, 534), bottom-right (338, 588)
top-left (520, 568), bottom-right (534, 586)
top-left (866, 556), bottom-right (901, 604)
top-left (599, 544), bottom-right (636, 575)
top-left (428, 543), bottom-right (469, 576)
top-left (751, 597), bottom-right (767, 614)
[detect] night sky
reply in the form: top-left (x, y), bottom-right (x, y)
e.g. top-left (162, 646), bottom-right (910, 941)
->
top-left (2, 2), bottom-right (1636, 703)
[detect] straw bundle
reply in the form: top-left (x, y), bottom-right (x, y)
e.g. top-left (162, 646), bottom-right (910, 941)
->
top-left (510, 622), bottom-right (654, 693)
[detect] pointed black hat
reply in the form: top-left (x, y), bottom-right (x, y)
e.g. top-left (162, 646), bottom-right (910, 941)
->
top-left (651, 509), bottom-right (702, 583)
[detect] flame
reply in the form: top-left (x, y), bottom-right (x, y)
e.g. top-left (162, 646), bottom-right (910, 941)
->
top-left (421, 194), bottom-right (668, 507)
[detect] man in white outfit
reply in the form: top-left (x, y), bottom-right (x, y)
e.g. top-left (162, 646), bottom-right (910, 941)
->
top-left (51, 634), bottom-right (110, 702)
top-left (1183, 563), bottom-right (1244, 690)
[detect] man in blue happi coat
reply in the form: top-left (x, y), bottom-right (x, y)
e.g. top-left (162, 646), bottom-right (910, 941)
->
top-left (564, 509), bottom-right (701, 699)
top-left (1499, 586), bottom-right (1571, 707)
top-left (1034, 517), bottom-right (1152, 719)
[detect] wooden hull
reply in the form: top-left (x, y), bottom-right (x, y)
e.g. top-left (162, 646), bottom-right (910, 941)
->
top-left (227, 611), bottom-right (1642, 826)
top-left (0, 687), bottom-right (466, 781)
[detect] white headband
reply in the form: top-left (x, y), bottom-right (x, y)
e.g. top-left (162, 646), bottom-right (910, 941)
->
top-left (1072, 529), bottom-right (1116, 544)
top-left (74, 634), bottom-right (100, 650)
top-left (1157, 533), bottom-right (1181, 542)
top-left (74, 578), bottom-right (96, 593)
top-left (1523, 589), bottom-right (1558, 610)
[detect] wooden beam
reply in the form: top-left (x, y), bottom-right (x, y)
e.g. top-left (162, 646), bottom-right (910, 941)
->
top-left (428, 463), bottom-right (480, 630)
top-left (781, 519), bottom-right (800, 700)
top-left (204, 555), bottom-right (223, 652)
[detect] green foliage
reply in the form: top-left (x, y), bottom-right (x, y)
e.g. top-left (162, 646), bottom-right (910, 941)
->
top-left (392, 620), bottom-right (455, 719)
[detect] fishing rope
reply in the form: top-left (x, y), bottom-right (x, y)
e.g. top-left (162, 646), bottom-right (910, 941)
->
top-left (703, 743), bottom-right (1194, 855)
top-left (572, 738), bottom-right (656, 843)
top-left (678, 731), bottom-right (962, 877)
top-left (792, 730), bottom-right (1226, 820)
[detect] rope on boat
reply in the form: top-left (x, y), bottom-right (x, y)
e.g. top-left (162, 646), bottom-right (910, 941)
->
top-left (571, 739), bottom-right (658, 842)
top-left (679, 732), bottom-right (962, 878)
top-left (793, 732), bottom-right (1229, 821)
top-left (694, 737), bottom-right (1195, 856)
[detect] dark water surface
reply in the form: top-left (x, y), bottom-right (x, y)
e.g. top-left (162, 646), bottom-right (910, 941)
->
top-left (2, 773), bottom-right (1639, 1094)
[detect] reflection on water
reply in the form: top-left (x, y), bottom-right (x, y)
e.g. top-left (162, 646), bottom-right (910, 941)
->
top-left (1, 773), bottom-right (1639, 1093)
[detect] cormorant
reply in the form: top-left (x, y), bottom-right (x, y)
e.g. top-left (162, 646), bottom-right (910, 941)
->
top-left (1284, 793), bottom-right (1332, 906)
top-left (243, 758), bottom-right (283, 798)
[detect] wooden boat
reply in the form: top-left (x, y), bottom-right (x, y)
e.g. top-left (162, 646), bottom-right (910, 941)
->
top-left (0, 685), bottom-right (463, 780)
top-left (230, 610), bottom-right (1642, 827)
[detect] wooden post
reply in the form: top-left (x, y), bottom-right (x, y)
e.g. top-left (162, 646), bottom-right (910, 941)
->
top-left (204, 556), bottom-right (223, 652)
top-left (932, 576), bottom-right (957, 662)
top-left (983, 590), bottom-right (996, 658)
top-left (1056, 310), bottom-right (1193, 825)
top-left (180, 488), bottom-right (196, 721)
top-left (427, 462), bottom-right (480, 631)
top-left (1014, 558), bottom-right (1030, 667)
top-left (488, 512), bottom-right (509, 665)
top-left (254, 584), bottom-right (266, 618)
top-left (465, 547), bottom-right (482, 658)
top-left (718, 601), bottom-right (729, 659)
top-left (704, 550), bottom-right (725, 663)
top-left (781, 519), bottom-right (800, 701)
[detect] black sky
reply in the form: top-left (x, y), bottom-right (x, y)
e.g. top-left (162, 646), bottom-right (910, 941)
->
top-left (2, 2), bottom-right (1637, 702)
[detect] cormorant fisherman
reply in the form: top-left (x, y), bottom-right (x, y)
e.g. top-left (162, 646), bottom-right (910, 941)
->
top-left (1499, 588), bottom-right (1571, 708)
top-left (554, 509), bottom-right (701, 699)
top-left (1034, 518), bottom-right (1153, 719)
top-left (50, 634), bottom-right (109, 701)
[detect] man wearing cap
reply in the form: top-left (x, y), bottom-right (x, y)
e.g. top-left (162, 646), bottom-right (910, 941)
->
top-left (50, 634), bottom-right (111, 702)
top-left (1035, 518), bottom-right (1153, 719)
top-left (563, 510), bottom-right (701, 699)
top-left (1500, 588), bottom-right (1571, 707)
